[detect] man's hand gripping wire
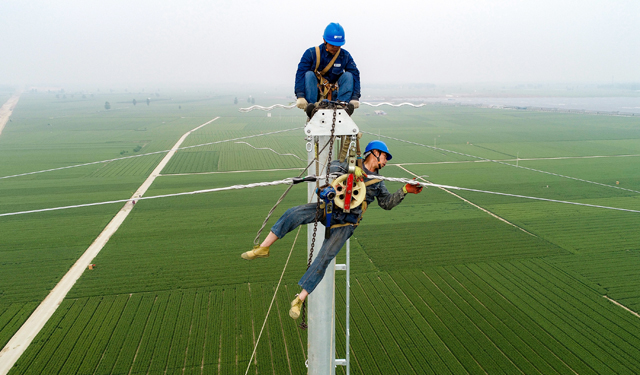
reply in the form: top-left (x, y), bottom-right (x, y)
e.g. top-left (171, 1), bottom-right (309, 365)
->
top-left (403, 177), bottom-right (424, 194)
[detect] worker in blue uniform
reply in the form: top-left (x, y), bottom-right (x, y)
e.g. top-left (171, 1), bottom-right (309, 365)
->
top-left (241, 141), bottom-right (423, 319)
top-left (294, 23), bottom-right (361, 114)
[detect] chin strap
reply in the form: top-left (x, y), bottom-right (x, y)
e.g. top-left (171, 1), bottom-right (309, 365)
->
top-left (373, 151), bottom-right (383, 171)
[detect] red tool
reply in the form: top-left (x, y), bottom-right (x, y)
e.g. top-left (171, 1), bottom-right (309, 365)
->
top-left (343, 173), bottom-right (354, 211)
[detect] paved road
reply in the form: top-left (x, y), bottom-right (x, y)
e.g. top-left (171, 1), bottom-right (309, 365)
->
top-left (0, 93), bottom-right (21, 137)
top-left (0, 117), bottom-right (219, 375)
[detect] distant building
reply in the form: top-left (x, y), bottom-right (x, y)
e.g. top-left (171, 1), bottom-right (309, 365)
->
top-left (374, 110), bottom-right (387, 116)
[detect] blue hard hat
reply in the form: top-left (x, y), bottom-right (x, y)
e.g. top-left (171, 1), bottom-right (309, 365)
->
top-left (323, 23), bottom-right (345, 46)
top-left (364, 140), bottom-right (392, 160)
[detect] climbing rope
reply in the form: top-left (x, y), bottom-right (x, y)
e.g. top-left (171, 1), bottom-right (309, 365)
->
top-left (244, 226), bottom-right (303, 375)
top-left (252, 135), bottom-right (334, 246)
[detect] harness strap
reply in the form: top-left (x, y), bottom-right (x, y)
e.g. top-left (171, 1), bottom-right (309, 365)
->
top-left (356, 134), bottom-right (363, 169)
top-left (364, 178), bottom-right (382, 187)
top-left (330, 223), bottom-right (357, 229)
top-left (315, 46), bottom-right (341, 75)
top-left (314, 46), bottom-right (341, 100)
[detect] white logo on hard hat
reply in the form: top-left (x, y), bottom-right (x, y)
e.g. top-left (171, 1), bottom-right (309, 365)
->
top-left (334, 35), bottom-right (343, 39)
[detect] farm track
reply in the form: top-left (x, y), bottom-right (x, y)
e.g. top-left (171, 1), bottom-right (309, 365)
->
top-left (0, 93), bottom-right (21, 138)
top-left (0, 117), bottom-right (219, 375)
top-left (604, 296), bottom-right (640, 318)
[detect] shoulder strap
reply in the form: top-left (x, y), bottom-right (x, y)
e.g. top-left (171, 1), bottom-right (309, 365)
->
top-left (319, 49), bottom-right (340, 75)
top-left (314, 46), bottom-right (321, 73)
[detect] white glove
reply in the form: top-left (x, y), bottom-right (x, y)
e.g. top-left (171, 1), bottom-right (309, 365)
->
top-left (349, 100), bottom-right (360, 109)
top-left (296, 97), bottom-right (308, 110)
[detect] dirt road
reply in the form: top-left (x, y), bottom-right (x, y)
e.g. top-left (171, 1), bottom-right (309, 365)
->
top-left (0, 117), bottom-right (219, 375)
top-left (0, 93), bottom-right (21, 137)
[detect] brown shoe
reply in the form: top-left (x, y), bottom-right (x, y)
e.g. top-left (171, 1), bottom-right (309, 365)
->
top-left (241, 246), bottom-right (270, 260)
top-left (289, 295), bottom-right (303, 319)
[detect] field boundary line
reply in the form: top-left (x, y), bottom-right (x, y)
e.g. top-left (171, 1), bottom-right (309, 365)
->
top-left (0, 126), bottom-right (302, 180)
top-left (394, 154), bottom-right (640, 166)
top-left (0, 117), bottom-right (219, 375)
top-left (0, 93), bottom-right (21, 138)
top-left (160, 167), bottom-right (305, 176)
top-left (366, 131), bottom-right (640, 195)
top-left (603, 296), bottom-right (640, 318)
top-left (234, 141), bottom-right (304, 161)
top-left (396, 165), bottom-right (537, 237)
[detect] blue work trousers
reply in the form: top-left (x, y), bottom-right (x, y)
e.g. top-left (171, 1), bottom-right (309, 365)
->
top-left (271, 203), bottom-right (355, 294)
top-left (304, 71), bottom-right (354, 103)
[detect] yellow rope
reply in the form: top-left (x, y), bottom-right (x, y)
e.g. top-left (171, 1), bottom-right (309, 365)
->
top-left (244, 225), bottom-right (302, 375)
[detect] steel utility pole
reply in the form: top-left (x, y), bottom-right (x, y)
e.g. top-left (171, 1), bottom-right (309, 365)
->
top-left (305, 108), bottom-right (358, 375)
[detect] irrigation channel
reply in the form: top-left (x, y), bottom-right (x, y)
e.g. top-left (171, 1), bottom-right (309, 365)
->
top-left (0, 117), bottom-right (219, 375)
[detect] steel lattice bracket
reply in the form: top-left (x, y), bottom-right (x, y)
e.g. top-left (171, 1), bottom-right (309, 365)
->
top-left (304, 109), bottom-right (359, 136)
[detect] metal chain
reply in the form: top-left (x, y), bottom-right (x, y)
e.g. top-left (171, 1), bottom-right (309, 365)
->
top-left (300, 105), bottom-right (338, 330)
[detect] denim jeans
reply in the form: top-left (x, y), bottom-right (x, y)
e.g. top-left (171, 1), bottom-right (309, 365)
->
top-left (304, 71), bottom-right (354, 103)
top-left (271, 203), bottom-right (355, 294)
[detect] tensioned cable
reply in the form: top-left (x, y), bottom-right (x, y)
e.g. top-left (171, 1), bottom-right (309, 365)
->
top-left (363, 131), bottom-right (640, 195)
top-left (0, 179), bottom-right (296, 217)
top-left (0, 127), bottom-right (303, 180)
top-left (238, 102), bottom-right (427, 112)
top-left (368, 175), bottom-right (640, 214)
top-left (3, 176), bottom-right (640, 218)
top-left (361, 102), bottom-right (426, 108)
top-left (239, 104), bottom-right (296, 112)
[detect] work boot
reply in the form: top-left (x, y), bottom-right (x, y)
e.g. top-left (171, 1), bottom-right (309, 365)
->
top-left (345, 102), bottom-right (355, 116)
top-left (305, 102), bottom-right (316, 119)
top-left (289, 295), bottom-right (303, 319)
top-left (241, 246), bottom-right (270, 260)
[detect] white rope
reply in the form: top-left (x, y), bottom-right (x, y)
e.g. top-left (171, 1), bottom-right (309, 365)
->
top-left (235, 141), bottom-right (304, 161)
top-left (0, 178), bottom-right (296, 217)
top-left (367, 174), bottom-right (640, 214)
top-left (244, 226), bottom-right (302, 375)
top-left (361, 102), bottom-right (427, 108)
top-left (4, 174), bottom-right (640, 218)
top-left (238, 104), bottom-right (296, 112)
top-left (237, 102), bottom-right (429, 112)
top-left (0, 127), bottom-right (303, 180)
top-left (363, 131), bottom-right (640, 195)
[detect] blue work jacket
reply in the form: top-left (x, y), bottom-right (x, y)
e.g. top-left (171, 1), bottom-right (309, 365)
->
top-left (295, 43), bottom-right (361, 101)
top-left (328, 160), bottom-right (405, 225)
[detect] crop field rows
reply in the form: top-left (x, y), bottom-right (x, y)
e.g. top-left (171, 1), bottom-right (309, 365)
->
top-left (87, 155), bottom-right (165, 178)
top-left (10, 258), bottom-right (640, 375)
top-left (10, 285), bottom-right (309, 375)
top-left (3, 92), bottom-right (640, 374)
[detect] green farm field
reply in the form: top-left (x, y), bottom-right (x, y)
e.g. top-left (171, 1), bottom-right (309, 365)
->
top-left (2, 91), bottom-right (640, 374)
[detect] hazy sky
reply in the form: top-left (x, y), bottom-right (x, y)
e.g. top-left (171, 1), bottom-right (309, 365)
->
top-left (1, 0), bottom-right (638, 87)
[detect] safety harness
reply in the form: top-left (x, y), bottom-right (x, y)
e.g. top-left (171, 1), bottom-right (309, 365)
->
top-left (314, 46), bottom-right (341, 101)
